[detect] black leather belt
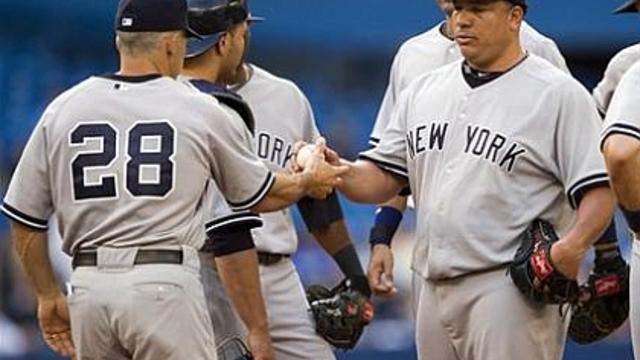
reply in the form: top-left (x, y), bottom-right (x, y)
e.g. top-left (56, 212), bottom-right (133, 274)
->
top-left (257, 252), bottom-right (290, 266)
top-left (72, 249), bottom-right (183, 270)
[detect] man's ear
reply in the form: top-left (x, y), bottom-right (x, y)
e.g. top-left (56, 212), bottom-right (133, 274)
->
top-left (216, 32), bottom-right (230, 56)
top-left (509, 6), bottom-right (524, 32)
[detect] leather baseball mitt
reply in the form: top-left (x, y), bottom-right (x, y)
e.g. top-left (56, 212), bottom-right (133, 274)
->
top-left (568, 255), bottom-right (630, 344)
top-left (509, 219), bottom-right (580, 304)
top-left (306, 277), bottom-right (374, 349)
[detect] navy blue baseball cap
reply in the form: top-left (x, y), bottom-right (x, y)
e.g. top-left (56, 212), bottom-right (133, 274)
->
top-left (186, 0), bottom-right (263, 58)
top-left (452, 0), bottom-right (528, 12)
top-left (115, 0), bottom-right (202, 38)
top-left (614, 0), bottom-right (639, 13)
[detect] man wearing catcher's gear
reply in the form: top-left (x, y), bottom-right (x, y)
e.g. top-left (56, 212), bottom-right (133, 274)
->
top-left (180, 1), bottom-right (372, 359)
top-left (296, 0), bottom-right (616, 358)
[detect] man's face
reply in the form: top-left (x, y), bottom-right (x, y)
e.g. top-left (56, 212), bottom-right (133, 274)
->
top-left (219, 21), bottom-right (250, 83)
top-left (452, 0), bottom-right (520, 67)
top-left (436, 0), bottom-right (455, 19)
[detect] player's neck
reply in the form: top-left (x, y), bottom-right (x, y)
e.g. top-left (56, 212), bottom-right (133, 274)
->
top-left (181, 54), bottom-right (226, 84)
top-left (119, 56), bottom-right (169, 78)
top-left (467, 42), bottom-right (526, 73)
top-left (230, 63), bottom-right (250, 86)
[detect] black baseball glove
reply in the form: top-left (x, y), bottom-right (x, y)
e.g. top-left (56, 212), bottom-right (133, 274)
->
top-left (216, 337), bottom-right (253, 360)
top-left (568, 255), bottom-right (630, 344)
top-left (509, 219), bottom-right (580, 304)
top-left (306, 277), bottom-right (374, 349)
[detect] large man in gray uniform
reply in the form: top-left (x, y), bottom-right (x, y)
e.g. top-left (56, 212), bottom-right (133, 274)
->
top-left (0, 0), bottom-right (347, 358)
top-left (367, 0), bottom-right (571, 299)
top-left (299, 0), bottom-right (615, 359)
top-left (180, 1), bottom-right (371, 358)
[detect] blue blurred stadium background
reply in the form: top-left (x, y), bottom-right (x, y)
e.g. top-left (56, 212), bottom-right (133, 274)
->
top-left (0, 0), bottom-right (637, 359)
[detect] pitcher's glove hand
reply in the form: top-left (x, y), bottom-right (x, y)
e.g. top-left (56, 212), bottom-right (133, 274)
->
top-left (306, 276), bottom-right (374, 349)
top-left (509, 219), bottom-right (580, 304)
top-left (568, 255), bottom-right (630, 344)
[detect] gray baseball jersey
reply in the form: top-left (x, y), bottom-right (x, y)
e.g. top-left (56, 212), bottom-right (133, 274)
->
top-left (369, 21), bottom-right (569, 146)
top-left (601, 57), bottom-right (640, 360)
top-left (1, 74), bottom-right (273, 255)
top-left (230, 64), bottom-right (321, 254)
top-left (593, 43), bottom-right (640, 114)
top-left (361, 55), bottom-right (608, 280)
top-left (602, 60), bottom-right (640, 149)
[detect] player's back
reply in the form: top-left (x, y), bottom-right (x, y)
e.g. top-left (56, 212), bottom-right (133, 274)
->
top-left (593, 43), bottom-right (640, 114)
top-left (22, 75), bottom-right (234, 254)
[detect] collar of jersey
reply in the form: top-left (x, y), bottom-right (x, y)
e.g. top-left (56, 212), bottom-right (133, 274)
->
top-left (100, 73), bottom-right (164, 83)
top-left (461, 53), bottom-right (530, 89)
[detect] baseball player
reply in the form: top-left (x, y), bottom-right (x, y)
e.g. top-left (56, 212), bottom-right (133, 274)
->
top-left (309, 0), bottom-right (616, 359)
top-left (181, 1), bottom-right (371, 359)
top-left (601, 4), bottom-right (640, 359)
top-left (593, 0), bottom-right (640, 115)
top-left (367, 0), bottom-right (571, 302)
top-left (0, 0), bottom-right (348, 358)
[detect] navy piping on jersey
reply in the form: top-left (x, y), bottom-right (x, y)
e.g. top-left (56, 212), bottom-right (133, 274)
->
top-left (600, 123), bottom-right (640, 150)
top-left (99, 74), bottom-right (163, 83)
top-left (1, 202), bottom-right (48, 231)
top-left (567, 173), bottom-right (610, 209)
top-left (369, 137), bottom-right (381, 147)
top-left (358, 154), bottom-right (409, 180)
top-left (205, 212), bottom-right (263, 236)
top-left (227, 171), bottom-right (276, 211)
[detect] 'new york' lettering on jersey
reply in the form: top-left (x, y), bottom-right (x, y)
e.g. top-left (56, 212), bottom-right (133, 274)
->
top-left (361, 55), bottom-right (608, 280)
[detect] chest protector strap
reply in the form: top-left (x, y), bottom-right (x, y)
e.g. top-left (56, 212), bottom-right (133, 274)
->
top-left (189, 79), bottom-right (256, 134)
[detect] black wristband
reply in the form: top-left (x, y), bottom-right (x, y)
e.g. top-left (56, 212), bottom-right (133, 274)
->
top-left (594, 219), bottom-right (621, 262)
top-left (369, 207), bottom-right (403, 247)
top-left (621, 205), bottom-right (640, 233)
top-left (333, 244), bottom-right (365, 278)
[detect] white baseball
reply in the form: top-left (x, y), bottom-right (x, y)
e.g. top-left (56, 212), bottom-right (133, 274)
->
top-left (295, 144), bottom-right (316, 169)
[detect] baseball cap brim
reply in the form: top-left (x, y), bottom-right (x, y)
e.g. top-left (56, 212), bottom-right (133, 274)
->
top-left (186, 32), bottom-right (222, 58)
top-left (186, 25), bottom-right (204, 39)
top-left (614, 0), bottom-right (639, 13)
top-left (248, 14), bottom-right (265, 22)
top-left (185, 15), bottom-right (263, 58)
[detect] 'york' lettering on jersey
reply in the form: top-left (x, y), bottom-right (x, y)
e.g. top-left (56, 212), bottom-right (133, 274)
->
top-left (256, 132), bottom-right (293, 168)
top-left (407, 122), bottom-right (449, 159)
top-left (405, 122), bottom-right (527, 173)
top-left (464, 125), bottom-right (527, 172)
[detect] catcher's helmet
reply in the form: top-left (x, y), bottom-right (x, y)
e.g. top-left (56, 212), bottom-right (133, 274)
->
top-left (186, 0), bottom-right (263, 58)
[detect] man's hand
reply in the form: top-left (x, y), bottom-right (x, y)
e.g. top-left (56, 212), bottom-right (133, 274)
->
top-left (367, 245), bottom-right (397, 297)
top-left (550, 239), bottom-right (588, 280)
top-left (302, 138), bottom-right (350, 199)
top-left (247, 328), bottom-right (275, 360)
top-left (38, 292), bottom-right (75, 357)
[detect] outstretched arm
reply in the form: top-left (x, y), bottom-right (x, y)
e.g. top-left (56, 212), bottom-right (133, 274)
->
top-left (337, 159), bottom-right (406, 204)
top-left (252, 139), bottom-right (350, 213)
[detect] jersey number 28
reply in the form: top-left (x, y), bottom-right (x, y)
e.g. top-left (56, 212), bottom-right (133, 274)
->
top-left (70, 121), bottom-right (175, 201)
